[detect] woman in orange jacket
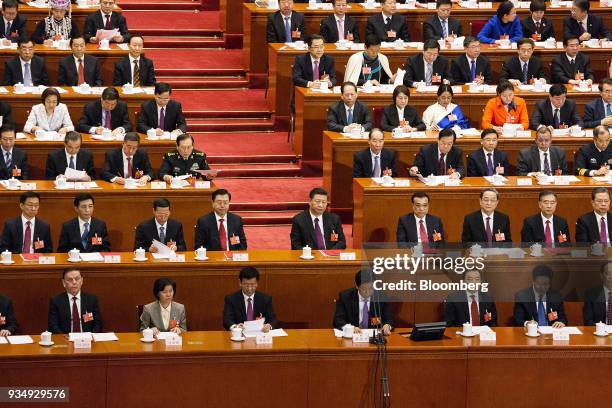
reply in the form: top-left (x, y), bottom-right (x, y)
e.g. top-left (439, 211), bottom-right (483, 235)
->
top-left (481, 81), bottom-right (529, 133)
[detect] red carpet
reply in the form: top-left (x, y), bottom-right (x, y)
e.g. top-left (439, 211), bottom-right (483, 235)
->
top-left (193, 132), bottom-right (294, 158)
top-left (245, 225), bottom-right (354, 250)
top-left (124, 10), bottom-right (221, 31)
top-left (172, 90), bottom-right (269, 114)
top-left (213, 178), bottom-right (323, 208)
top-left (146, 49), bottom-right (243, 72)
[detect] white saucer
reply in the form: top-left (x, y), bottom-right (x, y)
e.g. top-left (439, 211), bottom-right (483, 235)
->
top-left (194, 256), bottom-right (208, 261)
top-left (456, 331), bottom-right (476, 337)
top-left (231, 336), bottom-right (246, 342)
top-left (524, 332), bottom-right (540, 338)
top-left (1, 260), bottom-right (14, 264)
top-left (594, 332), bottom-right (609, 337)
top-left (380, 183), bottom-right (394, 187)
top-left (67, 258), bottom-right (80, 263)
top-left (39, 341), bottom-right (54, 346)
top-left (140, 338), bottom-right (155, 343)
top-left (5, 186), bottom-right (20, 190)
top-left (530, 253), bottom-right (544, 257)
top-left (299, 255), bottom-right (315, 260)
top-left (133, 257), bottom-right (148, 262)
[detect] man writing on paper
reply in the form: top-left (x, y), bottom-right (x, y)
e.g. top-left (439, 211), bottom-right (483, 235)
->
top-left (76, 87), bottom-right (131, 137)
top-left (0, 191), bottom-right (53, 254)
top-left (159, 133), bottom-right (216, 182)
top-left (45, 131), bottom-right (95, 181)
top-left (409, 128), bottom-right (465, 179)
top-left (101, 132), bottom-right (153, 184)
top-left (223, 267), bottom-right (276, 332)
top-left (135, 198), bottom-right (186, 253)
top-left (57, 193), bottom-right (111, 253)
top-left (137, 82), bottom-right (187, 137)
top-left (83, 0), bottom-right (130, 44)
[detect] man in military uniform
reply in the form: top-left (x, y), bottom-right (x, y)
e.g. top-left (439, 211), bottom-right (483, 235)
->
top-left (159, 133), bottom-right (216, 181)
top-left (575, 125), bottom-right (612, 177)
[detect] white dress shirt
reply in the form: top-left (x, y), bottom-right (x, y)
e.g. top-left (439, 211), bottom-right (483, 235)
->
top-left (21, 215), bottom-right (35, 253)
top-left (66, 291), bottom-right (82, 332)
top-left (24, 103), bottom-right (74, 133)
top-left (335, 14), bottom-right (344, 40)
top-left (159, 302), bottom-right (171, 330)
top-left (214, 212), bottom-right (229, 249)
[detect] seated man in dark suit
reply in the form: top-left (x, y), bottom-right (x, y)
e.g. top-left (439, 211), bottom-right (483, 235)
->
top-left (194, 188), bottom-right (247, 251)
top-left (450, 36), bottom-right (493, 85)
top-left (326, 81), bottom-right (373, 133)
top-left (409, 128), bottom-right (465, 178)
top-left (48, 268), bottom-right (102, 333)
top-left (575, 126), bottom-right (612, 177)
top-left (444, 270), bottom-right (497, 327)
top-left (0, 191), bottom-right (53, 254)
top-left (520, 0), bottom-right (555, 41)
top-left (0, 101), bottom-right (14, 128)
top-left (0, 293), bottom-right (18, 336)
top-left (575, 187), bottom-right (612, 245)
top-left (380, 85), bottom-right (425, 132)
top-left (266, 0), bottom-right (306, 43)
top-left (461, 188), bottom-right (512, 248)
top-left (513, 264), bottom-right (567, 327)
top-left (100, 132), bottom-right (153, 184)
top-left (583, 262), bottom-right (612, 326)
top-left (499, 38), bottom-right (546, 87)
top-left (57, 193), bottom-right (111, 253)
top-left (396, 192), bottom-right (445, 248)
top-left (517, 127), bottom-right (568, 176)
top-left (2, 37), bottom-right (49, 86)
top-left (0, 0), bottom-right (27, 43)
top-left (467, 129), bottom-right (510, 177)
top-left (521, 190), bottom-right (571, 247)
top-left (530, 84), bottom-right (582, 131)
top-left (136, 82), bottom-right (187, 137)
top-left (45, 131), bottom-right (95, 180)
top-left (403, 39), bottom-right (452, 87)
top-left (292, 34), bottom-right (336, 90)
top-left (83, 0), bottom-right (130, 44)
top-left (333, 269), bottom-right (393, 335)
top-left (112, 35), bottom-right (156, 86)
top-left (352, 128), bottom-right (397, 178)
top-left (423, 0), bottom-right (462, 41)
top-left (365, 0), bottom-right (409, 42)
top-left (550, 36), bottom-right (594, 85)
top-left (159, 133), bottom-right (213, 181)
top-left (563, 0), bottom-right (610, 42)
top-left (134, 198), bottom-right (186, 252)
top-left (290, 187), bottom-right (346, 250)
top-left (223, 267), bottom-right (276, 332)
top-left (0, 124), bottom-right (27, 180)
top-left (57, 36), bottom-right (103, 86)
top-left (583, 78), bottom-right (612, 128)
top-left (76, 87), bottom-right (131, 136)
top-left (319, 0), bottom-right (360, 43)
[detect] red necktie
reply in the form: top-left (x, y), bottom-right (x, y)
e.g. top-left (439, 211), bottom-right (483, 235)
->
top-left (470, 295), bottom-right (480, 325)
top-left (418, 219), bottom-right (428, 244)
top-left (544, 220), bottom-right (553, 247)
top-left (77, 59), bottom-right (85, 85)
top-left (23, 220), bottom-right (32, 253)
top-left (71, 297), bottom-right (81, 332)
top-left (535, 21), bottom-right (541, 33)
top-left (246, 297), bottom-right (254, 321)
top-left (104, 110), bottom-right (111, 129)
top-left (219, 218), bottom-right (227, 250)
top-left (105, 14), bottom-right (111, 30)
top-left (438, 153), bottom-right (445, 176)
top-left (485, 217), bottom-right (493, 247)
top-left (127, 157), bottom-right (132, 177)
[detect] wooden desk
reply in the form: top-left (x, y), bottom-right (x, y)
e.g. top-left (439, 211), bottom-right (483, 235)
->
top-left (269, 43), bottom-right (612, 118)
top-left (295, 86), bottom-right (598, 169)
top-left (244, 2), bottom-right (612, 83)
top-left (323, 130), bottom-right (592, 214)
top-left (352, 176), bottom-right (611, 247)
top-left (15, 133), bottom-right (174, 180)
top-left (19, 3), bottom-right (123, 35)
top-left (1, 86), bottom-right (152, 131)
top-left (0, 180), bottom-right (213, 253)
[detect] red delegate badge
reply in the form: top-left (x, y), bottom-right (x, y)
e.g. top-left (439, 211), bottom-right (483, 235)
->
top-left (82, 312), bottom-right (94, 322)
top-left (91, 235), bottom-right (102, 245)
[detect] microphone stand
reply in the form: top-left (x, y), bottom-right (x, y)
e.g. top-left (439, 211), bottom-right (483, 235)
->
top-left (370, 288), bottom-right (390, 407)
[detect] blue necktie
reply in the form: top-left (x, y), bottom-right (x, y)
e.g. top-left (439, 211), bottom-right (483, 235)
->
top-left (81, 222), bottom-right (89, 249)
top-left (5, 21), bottom-right (10, 38)
top-left (553, 108), bottom-right (560, 129)
top-left (284, 17), bottom-right (291, 43)
top-left (441, 19), bottom-right (447, 38)
top-left (23, 62), bottom-right (32, 86)
top-left (347, 108), bottom-right (353, 124)
top-left (69, 155), bottom-right (75, 169)
top-left (470, 60), bottom-right (476, 81)
top-left (606, 103), bottom-right (612, 116)
top-left (537, 296), bottom-right (547, 326)
top-left (159, 226), bottom-right (166, 243)
top-left (521, 62), bottom-right (528, 84)
top-left (5, 152), bottom-right (11, 169)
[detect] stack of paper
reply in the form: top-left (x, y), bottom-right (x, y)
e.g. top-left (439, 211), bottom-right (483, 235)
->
top-left (150, 240), bottom-right (175, 259)
top-left (7, 335), bottom-right (34, 344)
top-left (69, 332), bottom-right (93, 341)
top-left (92, 332), bottom-right (119, 342)
top-left (79, 253), bottom-right (104, 262)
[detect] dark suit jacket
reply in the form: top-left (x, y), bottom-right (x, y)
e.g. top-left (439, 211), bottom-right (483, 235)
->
top-left (550, 52), bottom-right (594, 84)
top-left (83, 11), bottom-right (131, 43)
top-left (112, 56), bottom-right (156, 86)
top-left (520, 16), bottom-right (555, 41)
top-left (100, 147), bottom-right (154, 181)
top-left (266, 11), bottom-right (307, 43)
top-left (520, 214), bottom-right (571, 247)
top-left (575, 211), bottom-right (612, 244)
top-left (423, 15), bottom-right (462, 41)
top-left (223, 290), bottom-right (276, 330)
top-left (0, 294), bottom-right (18, 334)
top-left (136, 99), bottom-right (187, 134)
top-left (194, 212), bottom-right (247, 250)
top-left (365, 13), bottom-right (409, 42)
top-left (403, 54), bottom-right (452, 87)
top-left (45, 148), bottom-right (95, 180)
top-left (583, 286), bottom-right (609, 326)
top-left (31, 19), bottom-right (80, 44)
top-left (352, 147), bottom-right (397, 177)
top-left (0, 147), bottom-right (28, 180)
top-left (461, 210), bottom-right (512, 247)
top-left (290, 210), bottom-right (346, 250)
top-left (513, 286), bottom-right (567, 326)
top-left (0, 101), bottom-right (14, 127)
top-left (516, 145), bottom-right (568, 176)
top-left (499, 55), bottom-right (545, 83)
top-left (0, 15), bottom-right (27, 43)
top-left (530, 99), bottom-right (582, 130)
top-left (450, 54), bottom-right (493, 85)
top-left (467, 148), bottom-right (510, 177)
top-left (583, 98), bottom-right (608, 129)
top-left (2, 55), bottom-right (49, 86)
top-left (380, 104), bottom-right (425, 131)
top-left (48, 291), bottom-right (102, 333)
top-left (326, 100), bottom-right (373, 132)
top-left (76, 99), bottom-right (131, 133)
top-left (319, 14), bottom-right (360, 43)
top-left (0, 216), bottom-right (53, 253)
top-left (396, 213), bottom-right (445, 248)
top-left (563, 15), bottom-right (610, 41)
top-left (444, 291), bottom-right (497, 327)
top-left (333, 288), bottom-right (394, 329)
top-left (134, 218), bottom-right (186, 251)
top-left (413, 142), bottom-right (465, 178)
top-left (58, 54), bottom-right (102, 86)
top-left (57, 217), bottom-right (111, 252)
top-left (292, 53), bottom-right (337, 87)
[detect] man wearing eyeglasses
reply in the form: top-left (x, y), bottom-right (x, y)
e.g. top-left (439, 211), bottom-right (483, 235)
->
top-left (583, 78), bottom-right (612, 129)
top-left (0, 191), bottom-right (53, 253)
top-left (576, 187), bottom-right (612, 245)
top-left (461, 188), bottom-right (512, 248)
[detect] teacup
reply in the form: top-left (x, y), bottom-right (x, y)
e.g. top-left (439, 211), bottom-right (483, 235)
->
top-left (342, 324), bottom-right (354, 338)
top-left (319, 80), bottom-right (329, 91)
top-left (14, 83), bottom-right (24, 93)
top-left (530, 243), bottom-right (543, 256)
top-left (1, 250), bottom-right (12, 263)
top-left (134, 247), bottom-right (146, 260)
top-left (338, 39), bottom-right (348, 49)
top-left (498, 39), bottom-right (511, 48)
top-left (350, 127), bottom-right (362, 137)
top-left (381, 175), bottom-right (393, 185)
top-left (591, 242), bottom-right (605, 255)
top-left (570, 126), bottom-right (582, 136)
top-left (302, 245), bottom-right (311, 258)
top-left (392, 127), bottom-right (403, 137)
top-left (123, 83), bottom-right (133, 92)
top-left (462, 322), bottom-right (473, 336)
top-left (40, 331), bottom-right (52, 343)
top-left (58, 39), bottom-right (69, 49)
top-left (102, 129), bottom-right (112, 139)
top-left (195, 246), bottom-right (207, 259)
top-left (68, 248), bottom-right (80, 261)
top-left (437, 39), bottom-right (446, 49)
top-left (99, 39), bottom-right (110, 49)
top-left (412, 244), bottom-right (423, 257)
top-left (142, 328), bottom-right (154, 341)
top-left (80, 83), bottom-right (91, 92)
top-left (170, 177), bottom-right (182, 188)
top-left (294, 40), bottom-right (305, 48)
top-left (470, 244), bottom-right (483, 257)
top-left (231, 327), bottom-right (243, 339)
top-left (595, 322), bottom-right (607, 336)
top-left (146, 128), bottom-right (157, 138)
top-left (527, 321), bottom-right (538, 336)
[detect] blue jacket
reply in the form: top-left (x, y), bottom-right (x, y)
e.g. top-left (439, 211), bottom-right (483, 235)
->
top-left (437, 105), bottom-right (470, 130)
top-left (477, 15), bottom-right (523, 44)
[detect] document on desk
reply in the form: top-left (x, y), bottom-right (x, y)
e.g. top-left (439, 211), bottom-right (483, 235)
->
top-left (243, 319), bottom-right (265, 337)
top-left (69, 332), bottom-right (93, 341)
top-left (150, 240), bottom-right (175, 259)
top-left (7, 335), bottom-right (34, 344)
top-left (96, 28), bottom-right (119, 41)
top-left (79, 252), bottom-right (104, 262)
top-left (64, 167), bottom-right (87, 181)
top-left (92, 332), bottom-right (118, 342)
top-left (0, 336), bottom-right (7, 344)
top-left (538, 327), bottom-right (582, 335)
top-left (155, 332), bottom-right (178, 340)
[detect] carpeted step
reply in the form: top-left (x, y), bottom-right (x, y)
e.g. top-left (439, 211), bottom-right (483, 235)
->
top-left (193, 132), bottom-right (295, 159)
top-left (125, 11), bottom-right (221, 36)
top-left (120, 1), bottom-right (202, 11)
top-left (144, 36), bottom-right (224, 48)
top-left (211, 163), bottom-right (301, 177)
top-left (207, 154), bottom-right (297, 164)
top-left (146, 49), bottom-right (243, 74)
top-left (187, 118), bottom-right (275, 132)
top-left (157, 76), bottom-right (248, 89)
top-left (235, 210), bottom-right (301, 225)
top-left (173, 89), bottom-right (269, 112)
top-left (213, 177), bottom-right (323, 207)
